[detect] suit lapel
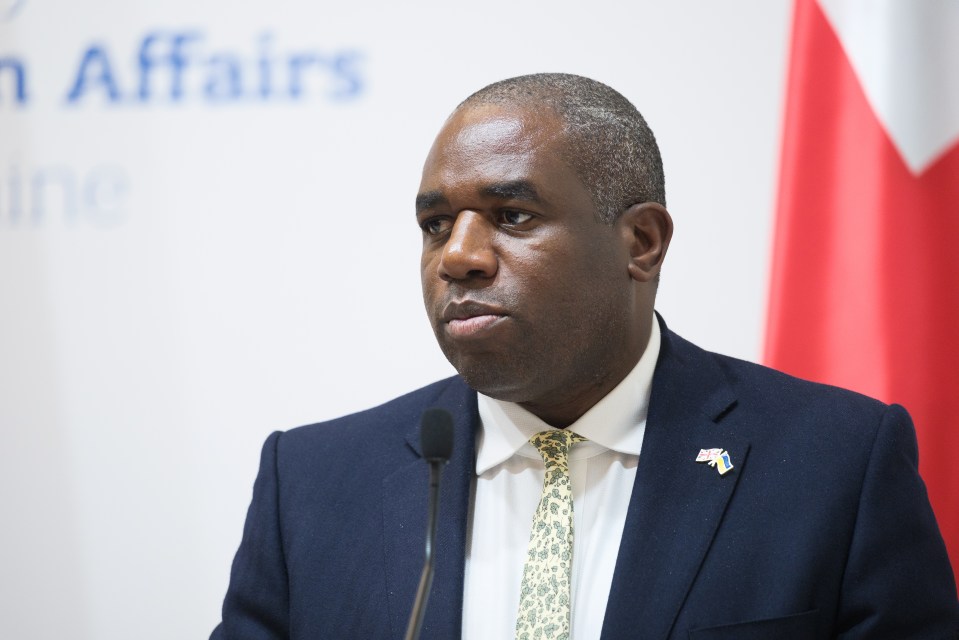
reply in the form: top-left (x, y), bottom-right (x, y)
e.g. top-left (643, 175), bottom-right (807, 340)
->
top-left (601, 325), bottom-right (750, 640)
top-left (382, 378), bottom-right (477, 639)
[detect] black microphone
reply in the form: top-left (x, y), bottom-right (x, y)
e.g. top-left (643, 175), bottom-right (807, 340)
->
top-left (404, 408), bottom-right (454, 640)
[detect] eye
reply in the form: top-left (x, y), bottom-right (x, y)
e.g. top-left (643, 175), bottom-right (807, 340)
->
top-left (420, 216), bottom-right (452, 236)
top-left (500, 210), bottom-right (534, 226)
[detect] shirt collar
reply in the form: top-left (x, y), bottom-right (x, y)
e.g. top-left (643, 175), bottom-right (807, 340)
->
top-left (475, 317), bottom-right (661, 474)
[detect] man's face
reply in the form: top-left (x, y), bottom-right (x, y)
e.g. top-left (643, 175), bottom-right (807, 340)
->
top-left (417, 104), bottom-right (646, 423)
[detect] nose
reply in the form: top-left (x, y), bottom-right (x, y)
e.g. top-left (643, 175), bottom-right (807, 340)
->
top-left (438, 211), bottom-right (498, 281)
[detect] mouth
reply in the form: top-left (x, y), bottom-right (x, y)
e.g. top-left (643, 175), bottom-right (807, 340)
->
top-left (441, 300), bottom-right (509, 339)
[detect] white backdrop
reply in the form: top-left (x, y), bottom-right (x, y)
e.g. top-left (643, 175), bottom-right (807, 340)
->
top-left (0, 1), bottom-right (791, 638)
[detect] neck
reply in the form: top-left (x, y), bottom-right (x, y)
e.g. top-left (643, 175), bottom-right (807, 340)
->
top-left (519, 322), bottom-right (654, 427)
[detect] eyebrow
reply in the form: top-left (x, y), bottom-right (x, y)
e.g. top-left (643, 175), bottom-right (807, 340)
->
top-left (415, 191), bottom-right (447, 214)
top-left (480, 180), bottom-right (542, 203)
top-left (415, 180), bottom-right (544, 215)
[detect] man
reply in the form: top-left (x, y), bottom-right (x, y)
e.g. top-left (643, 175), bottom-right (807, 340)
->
top-left (212, 74), bottom-right (959, 639)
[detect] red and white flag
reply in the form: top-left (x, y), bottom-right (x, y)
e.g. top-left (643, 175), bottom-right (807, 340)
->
top-left (766, 0), bottom-right (959, 574)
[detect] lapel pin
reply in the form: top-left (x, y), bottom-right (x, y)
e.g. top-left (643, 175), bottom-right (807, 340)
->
top-left (696, 448), bottom-right (734, 475)
top-left (696, 448), bottom-right (722, 463)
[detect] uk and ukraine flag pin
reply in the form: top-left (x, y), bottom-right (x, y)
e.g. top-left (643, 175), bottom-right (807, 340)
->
top-left (696, 448), bottom-right (734, 475)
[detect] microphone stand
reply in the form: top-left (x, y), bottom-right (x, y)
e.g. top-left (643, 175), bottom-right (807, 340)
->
top-left (404, 460), bottom-right (444, 640)
top-left (404, 408), bottom-right (453, 640)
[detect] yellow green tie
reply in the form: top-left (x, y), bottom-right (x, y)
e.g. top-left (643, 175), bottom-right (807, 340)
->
top-left (516, 429), bottom-right (586, 640)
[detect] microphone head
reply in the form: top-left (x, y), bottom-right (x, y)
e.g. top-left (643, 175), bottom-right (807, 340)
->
top-left (420, 408), bottom-right (454, 463)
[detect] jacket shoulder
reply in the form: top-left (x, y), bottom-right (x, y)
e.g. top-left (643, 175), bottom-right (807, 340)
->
top-left (668, 328), bottom-right (892, 423)
top-left (277, 375), bottom-right (472, 453)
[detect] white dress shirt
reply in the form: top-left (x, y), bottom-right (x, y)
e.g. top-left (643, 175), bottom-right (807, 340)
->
top-left (462, 319), bottom-right (661, 639)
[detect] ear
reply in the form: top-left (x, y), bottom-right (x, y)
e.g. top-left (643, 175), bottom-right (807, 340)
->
top-left (619, 202), bottom-right (673, 283)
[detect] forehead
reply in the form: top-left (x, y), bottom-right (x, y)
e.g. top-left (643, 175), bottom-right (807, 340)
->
top-left (419, 104), bottom-right (579, 196)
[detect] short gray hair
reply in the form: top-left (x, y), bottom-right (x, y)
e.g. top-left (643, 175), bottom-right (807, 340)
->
top-left (458, 73), bottom-right (666, 223)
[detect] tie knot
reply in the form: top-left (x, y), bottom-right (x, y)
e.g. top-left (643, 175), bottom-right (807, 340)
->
top-left (529, 429), bottom-right (586, 468)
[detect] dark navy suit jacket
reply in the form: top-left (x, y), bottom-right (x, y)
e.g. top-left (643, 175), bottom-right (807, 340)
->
top-left (212, 323), bottom-right (959, 639)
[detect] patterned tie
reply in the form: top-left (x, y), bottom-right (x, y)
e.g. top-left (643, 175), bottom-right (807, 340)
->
top-left (515, 429), bottom-right (586, 640)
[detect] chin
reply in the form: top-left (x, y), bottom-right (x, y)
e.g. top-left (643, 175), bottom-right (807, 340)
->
top-left (456, 364), bottom-right (559, 409)
top-left (448, 358), bottom-right (525, 401)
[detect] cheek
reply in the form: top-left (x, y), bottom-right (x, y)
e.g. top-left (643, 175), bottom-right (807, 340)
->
top-left (502, 231), bottom-right (570, 276)
top-left (512, 234), bottom-right (605, 285)
top-left (420, 254), bottom-right (450, 328)
top-left (522, 243), bottom-right (628, 313)
top-left (420, 250), bottom-right (438, 289)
